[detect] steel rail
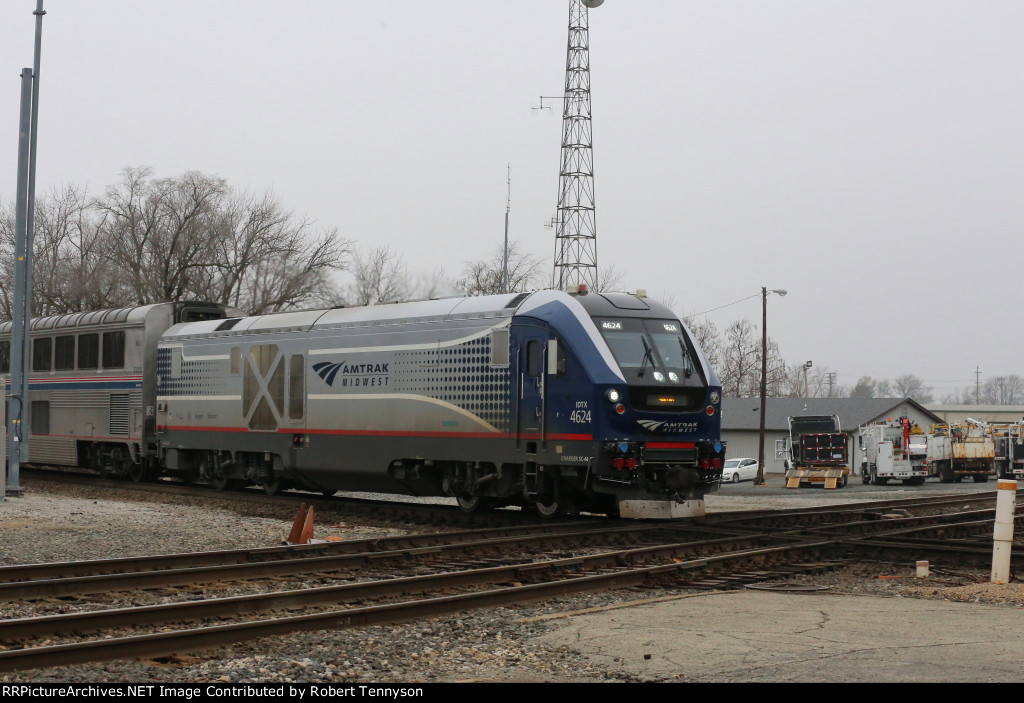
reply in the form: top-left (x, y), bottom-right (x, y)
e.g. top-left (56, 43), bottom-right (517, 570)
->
top-left (0, 538), bottom-right (846, 673)
top-left (5, 506), bottom-right (997, 644)
top-left (0, 520), bottom-right (615, 583)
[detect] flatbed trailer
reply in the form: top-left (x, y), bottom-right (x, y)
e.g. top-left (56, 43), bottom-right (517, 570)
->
top-left (779, 415), bottom-right (850, 489)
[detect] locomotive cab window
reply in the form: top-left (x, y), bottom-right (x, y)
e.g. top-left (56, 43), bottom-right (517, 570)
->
top-left (32, 338), bottom-right (52, 372)
top-left (78, 333), bottom-right (99, 370)
top-left (596, 318), bottom-right (703, 384)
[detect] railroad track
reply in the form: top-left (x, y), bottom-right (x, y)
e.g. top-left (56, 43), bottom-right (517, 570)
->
top-left (2, 491), bottom-right (1020, 673)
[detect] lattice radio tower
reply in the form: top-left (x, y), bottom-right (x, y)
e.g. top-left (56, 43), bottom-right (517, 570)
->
top-left (552, 0), bottom-right (603, 291)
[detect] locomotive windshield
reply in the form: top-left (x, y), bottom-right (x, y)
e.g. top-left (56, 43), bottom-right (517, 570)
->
top-left (597, 318), bottom-right (702, 383)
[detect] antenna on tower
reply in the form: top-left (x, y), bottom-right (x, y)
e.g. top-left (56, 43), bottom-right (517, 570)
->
top-left (501, 164), bottom-right (511, 294)
top-left (552, 0), bottom-right (602, 292)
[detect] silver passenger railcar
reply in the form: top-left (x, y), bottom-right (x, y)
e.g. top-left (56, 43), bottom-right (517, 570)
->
top-left (0, 302), bottom-right (236, 479)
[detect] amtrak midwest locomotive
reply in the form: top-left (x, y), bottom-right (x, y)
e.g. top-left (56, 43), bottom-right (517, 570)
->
top-left (0, 289), bottom-right (726, 519)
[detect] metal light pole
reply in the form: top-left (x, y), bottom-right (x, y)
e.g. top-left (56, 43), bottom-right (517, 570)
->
top-left (8, 0), bottom-right (47, 497)
top-left (756, 287), bottom-right (787, 485)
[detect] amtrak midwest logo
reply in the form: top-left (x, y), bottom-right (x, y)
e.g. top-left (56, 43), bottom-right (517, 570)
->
top-left (637, 419), bottom-right (699, 433)
top-left (313, 360), bottom-right (390, 387)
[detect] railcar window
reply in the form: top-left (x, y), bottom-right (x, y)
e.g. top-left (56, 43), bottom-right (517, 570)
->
top-left (54, 336), bottom-right (75, 371)
top-left (77, 333), bottom-right (99, 370)
top-left (0, 341), bottom-right (10, 373)
top-left (102, 331), bottom-right (125, 369)
top-left (32, 338), bottom-right (52, 372)
top-left (31, 400), bottom-right (49, 434)
top-left (288, 355), bottom-right (304, 420)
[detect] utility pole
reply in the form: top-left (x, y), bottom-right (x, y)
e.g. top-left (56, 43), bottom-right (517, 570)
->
top-left (8, 0), bottom-right (47, 497)
top-left (975, 367), bottom-right (982, 405)
top-left (552, 0), bottom-right (603, 291)
top-left (826, 372), bottom-right (837, 398)
top-left (804, 360), bottom-right (812, 397)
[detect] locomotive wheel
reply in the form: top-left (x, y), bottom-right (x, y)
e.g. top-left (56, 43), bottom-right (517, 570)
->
top-left (211, 474), bottom-right (236, 491)
top-left (534, 497), bottom-right (564, 518)
top-left (456, 494), bottom-right (486, 513)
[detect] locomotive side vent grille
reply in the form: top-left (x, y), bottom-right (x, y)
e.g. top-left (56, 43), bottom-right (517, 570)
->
top-left (109, 394), bottom-right (130, 435)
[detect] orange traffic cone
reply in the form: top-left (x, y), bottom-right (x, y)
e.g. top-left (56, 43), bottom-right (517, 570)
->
top-left (286, 503), bottom-right (308, 544)
top-left (299, 506), bottom-right (315, 544)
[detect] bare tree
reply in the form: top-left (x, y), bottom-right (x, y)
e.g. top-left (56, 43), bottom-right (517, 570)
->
top-left (682, 315), bottom-right (720, 370)
top-left (338, 245), bottom-right (410, 306)
top-left (93, 167), bottom-right (228, 305)
top-left (195, 189), bottom-right (351, 314)
top-left (0, 186), bottom-right (125, 318)
top-left (454, 241), bottom-right (544, 296)
top-left (718, 319), bottom-right (760, 397)
top-left (1, 168), bottom-right (352, 318)
top-left (980, 375), bottom-right (1024, 405)
top-left (595, 263), bottom-right (625, 293)
top-left (940, 387), bottom-right (972, 404)
top-left (893, 374), bottom-right (933, 403)
top-left (849, 376), bottom-right (878, 398)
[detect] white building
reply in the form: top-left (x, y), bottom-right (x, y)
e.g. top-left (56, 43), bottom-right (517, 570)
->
top-left (721, 397), bottom-right (943, 475)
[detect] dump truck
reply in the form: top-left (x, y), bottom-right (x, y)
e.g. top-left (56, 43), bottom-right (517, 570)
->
top-left (926, 419), bottom-right (995, 483)
top-left (777, 414), bottom-right (849, 489)
top-left (858, 417), bottom-right (928, 486)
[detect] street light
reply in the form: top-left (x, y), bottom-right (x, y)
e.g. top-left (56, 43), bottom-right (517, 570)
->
top-left (756, 287), bottom-right (787, 485)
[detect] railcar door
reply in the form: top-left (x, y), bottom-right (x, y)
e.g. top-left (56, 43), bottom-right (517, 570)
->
top-left (516, 332), bottom-right (546, 450)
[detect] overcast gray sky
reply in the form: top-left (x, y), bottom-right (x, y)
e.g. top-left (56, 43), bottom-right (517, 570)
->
top-left (1, 1), bottom-right (1022, 399)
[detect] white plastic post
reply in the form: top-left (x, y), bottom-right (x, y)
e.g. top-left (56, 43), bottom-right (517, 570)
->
top-left (991, 479), bottom-right (1016, 584)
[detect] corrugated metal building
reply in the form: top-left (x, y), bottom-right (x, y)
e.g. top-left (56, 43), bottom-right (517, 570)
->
top-left (926, 405), bottom-right (1024, 425)
top-left (721, 397), bottom-right (943, 475)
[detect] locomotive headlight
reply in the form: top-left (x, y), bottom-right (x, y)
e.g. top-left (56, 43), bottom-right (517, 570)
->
top-left (710, 391), bottom-right (720, 404)
top-left (668, 372), bottom-right (679, 382)
top-left (605, 388), bottom-right (621, 403)
top-left (653, 371), bottom-right (665, 382)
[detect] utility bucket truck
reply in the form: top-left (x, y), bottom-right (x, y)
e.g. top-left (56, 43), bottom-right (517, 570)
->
top-left (991, 421), bottom-right (1024, 479)
top-left (858, 417), bottom-right (927, 486)
top-left (926, 419), bottom-right (995, 483)
top-left (777, 415), bottom-right (849, 489)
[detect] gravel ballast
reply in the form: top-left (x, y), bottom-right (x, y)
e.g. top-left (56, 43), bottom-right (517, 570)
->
top-left (2, 478), bottom-right (1023, 683)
